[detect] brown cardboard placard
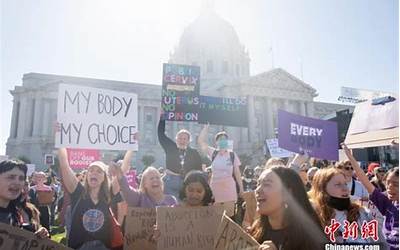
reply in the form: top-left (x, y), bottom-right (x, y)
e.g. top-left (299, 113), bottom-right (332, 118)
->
top-left (156, 205), bottom-right (224, 250)
top-left (124, 207), bottom-right (156, 250)
top-left (214, 213), bottom-right (260, 250)
top-left (0, 222), bottom-right (72, 250)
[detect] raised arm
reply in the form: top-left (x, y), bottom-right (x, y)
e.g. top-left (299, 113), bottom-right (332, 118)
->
top-left (157, 115), bottom-right (175, 150)
top-left (57, 148), bottom-right (78, 194)
top-left (197, 124), bottom-right (210, 154)
top-left (111, 164), bottom-right (141, 206)
top-left (342, 143), bottom-right (375, 194)
top-left (121, 150), bottom-right (133, 174)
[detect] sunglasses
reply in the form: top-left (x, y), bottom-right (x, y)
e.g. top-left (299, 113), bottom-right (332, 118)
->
top-left (338, 166), bottom-right (353, 171)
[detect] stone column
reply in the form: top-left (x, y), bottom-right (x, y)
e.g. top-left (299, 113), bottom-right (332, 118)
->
top-left (32, 97), bottom-right (43, 136)
top-left (265, 98), bottom-right (274, 139)
top-left (283, 99), bottom-right (290, 112)
top-left (41, 99), bottom-right (50, 136)
top-left (306, 102), bottom-right (315, 117)
top-left (139, 105), bottom-right (144, 133)
top-left (9, 96), bottom-right (20, 139)
top-left (247, 95), bottom-right (256, 142)
top-left (299, 101), bottom-right (306, 116)
top-left (17, 96), bottom-right (30, 139)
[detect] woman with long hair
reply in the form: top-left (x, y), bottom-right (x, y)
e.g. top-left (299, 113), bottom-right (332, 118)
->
top-left (58, 148), bottom-right (121, 250)
top-left (178, 170), bottom-right (214, 207)
top-left (251, 165), bottom-right (326, 250)
top-left (343, 143), bottom-right (397, 249)
top-left (309, 166), bottom-right (385, 246)
top-left (0, 160), bottom-right (48, 238)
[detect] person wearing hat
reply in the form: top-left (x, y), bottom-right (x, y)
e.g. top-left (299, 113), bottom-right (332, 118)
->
top-left (58, 148), bottom-right (121, 250)
top-left (198, 124), bottom-right (244, 217)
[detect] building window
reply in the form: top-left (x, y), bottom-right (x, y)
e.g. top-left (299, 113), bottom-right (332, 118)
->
top-left (207, 60), bottom-right (213, 73)
top-left (13, 101), bottom-right (20, 138)
top-left (222, 61), bottom-right (228, 74)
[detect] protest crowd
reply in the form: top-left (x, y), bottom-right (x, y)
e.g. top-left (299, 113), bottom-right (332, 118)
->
top-left (0, 65), bottom-right (398, 250)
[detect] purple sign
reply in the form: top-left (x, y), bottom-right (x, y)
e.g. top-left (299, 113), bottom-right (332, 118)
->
top-left (278, 110), bottom-right (339, 160)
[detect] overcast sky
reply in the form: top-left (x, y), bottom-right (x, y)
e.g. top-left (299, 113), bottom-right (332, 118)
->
top-left (1, 0), bottom-right (398, 155)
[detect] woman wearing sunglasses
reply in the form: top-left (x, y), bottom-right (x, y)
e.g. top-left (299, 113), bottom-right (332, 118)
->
top-left (335, 160), bottom-right (369, 204)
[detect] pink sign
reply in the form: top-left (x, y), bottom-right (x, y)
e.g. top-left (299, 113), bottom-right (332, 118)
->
top-left (67, 148), bottom-right (100, 170)
top-left (126, 169), bottom-right (138, 189)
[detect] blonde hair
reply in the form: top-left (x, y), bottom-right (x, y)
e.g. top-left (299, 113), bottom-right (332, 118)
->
top-left (139, 166), bottom-right (163, 193)
top-left (265, 157), bottom-right (285, 169)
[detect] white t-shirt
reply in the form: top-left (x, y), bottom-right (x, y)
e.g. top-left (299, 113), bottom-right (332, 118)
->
top-left (347, 179), bottom-right (369, 202)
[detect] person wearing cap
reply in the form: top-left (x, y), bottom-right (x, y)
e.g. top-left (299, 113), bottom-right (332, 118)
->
top-left (198, 124), bottom-right (244, 217)
top-left (58, 148), bottom-right (120, 250)
top-left (158, 113), bottom-right (202, 199)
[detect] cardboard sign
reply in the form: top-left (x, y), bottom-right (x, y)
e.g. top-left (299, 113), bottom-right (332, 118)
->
top-left (124, 208), bottom-right (156, 250)
top-left (278, 110), bottom-right (339, 160)
top-left (265, 138), bottom-right (294, 158)
top-left (156, 206), bottom-right (224, 250)
top-left (67, 148), bottom-right (100, 170)
top-left (198, 96), bottom-right (248, 127)
top-left (214, 213), bottom-right (260, 250)
top-left (161, 63), bottom-right (200, 122)
top-left (0, 222), bottom-right (72, 250)
top-left (44, 154), bottom-right (55, 165)
top-left (55, 84), bottom-right (138, 151)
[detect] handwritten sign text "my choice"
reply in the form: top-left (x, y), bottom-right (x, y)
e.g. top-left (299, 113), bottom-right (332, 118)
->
top-left (290, 123), bottom-right (323, 148)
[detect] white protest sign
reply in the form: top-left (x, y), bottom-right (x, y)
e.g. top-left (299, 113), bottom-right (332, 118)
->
top-left (265, 138), bottom-right (294, 158)
top-left (26, 164), bottom-right (36, 177)
top-left (55, 84), bottom-right (138, 151)
top-left (156, 205), bottom-right (224, 250)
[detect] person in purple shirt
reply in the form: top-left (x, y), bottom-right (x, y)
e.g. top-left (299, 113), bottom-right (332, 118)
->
top-left (343, 143), bottom-right (398, 249)
top-left (111, 150), bottom-right (177, 208)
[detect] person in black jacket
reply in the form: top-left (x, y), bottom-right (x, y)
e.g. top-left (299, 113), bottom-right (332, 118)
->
top-left (158, 114), bottom-right (202, 199)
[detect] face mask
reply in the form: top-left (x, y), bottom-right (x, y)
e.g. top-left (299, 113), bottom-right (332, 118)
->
top-left (327, 195), bottom-right (351, 211)
top-left (217, 139), bottom-right (228, 149)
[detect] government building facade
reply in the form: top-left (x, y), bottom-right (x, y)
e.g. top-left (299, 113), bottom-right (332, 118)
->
top-left (6, 8), bottom-right (352, 170)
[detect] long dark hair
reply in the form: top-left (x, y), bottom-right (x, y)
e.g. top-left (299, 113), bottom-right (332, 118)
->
top-left (179, 170), bottom-right (214, 206)
top-left (251, 166), bottom-right (327, 250)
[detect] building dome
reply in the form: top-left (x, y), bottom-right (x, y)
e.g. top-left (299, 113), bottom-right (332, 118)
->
top-left (169, 8), bottom-right (250, 92)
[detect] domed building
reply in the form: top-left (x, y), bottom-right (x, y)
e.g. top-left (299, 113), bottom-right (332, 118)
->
top-left (169, 7), bottom-right (250, 94)
top-left (5, 8), bottom-right (351, 170)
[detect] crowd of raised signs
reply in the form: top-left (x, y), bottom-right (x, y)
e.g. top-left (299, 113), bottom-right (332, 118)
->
top-left (0, 114), bottom-right (398, 250)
